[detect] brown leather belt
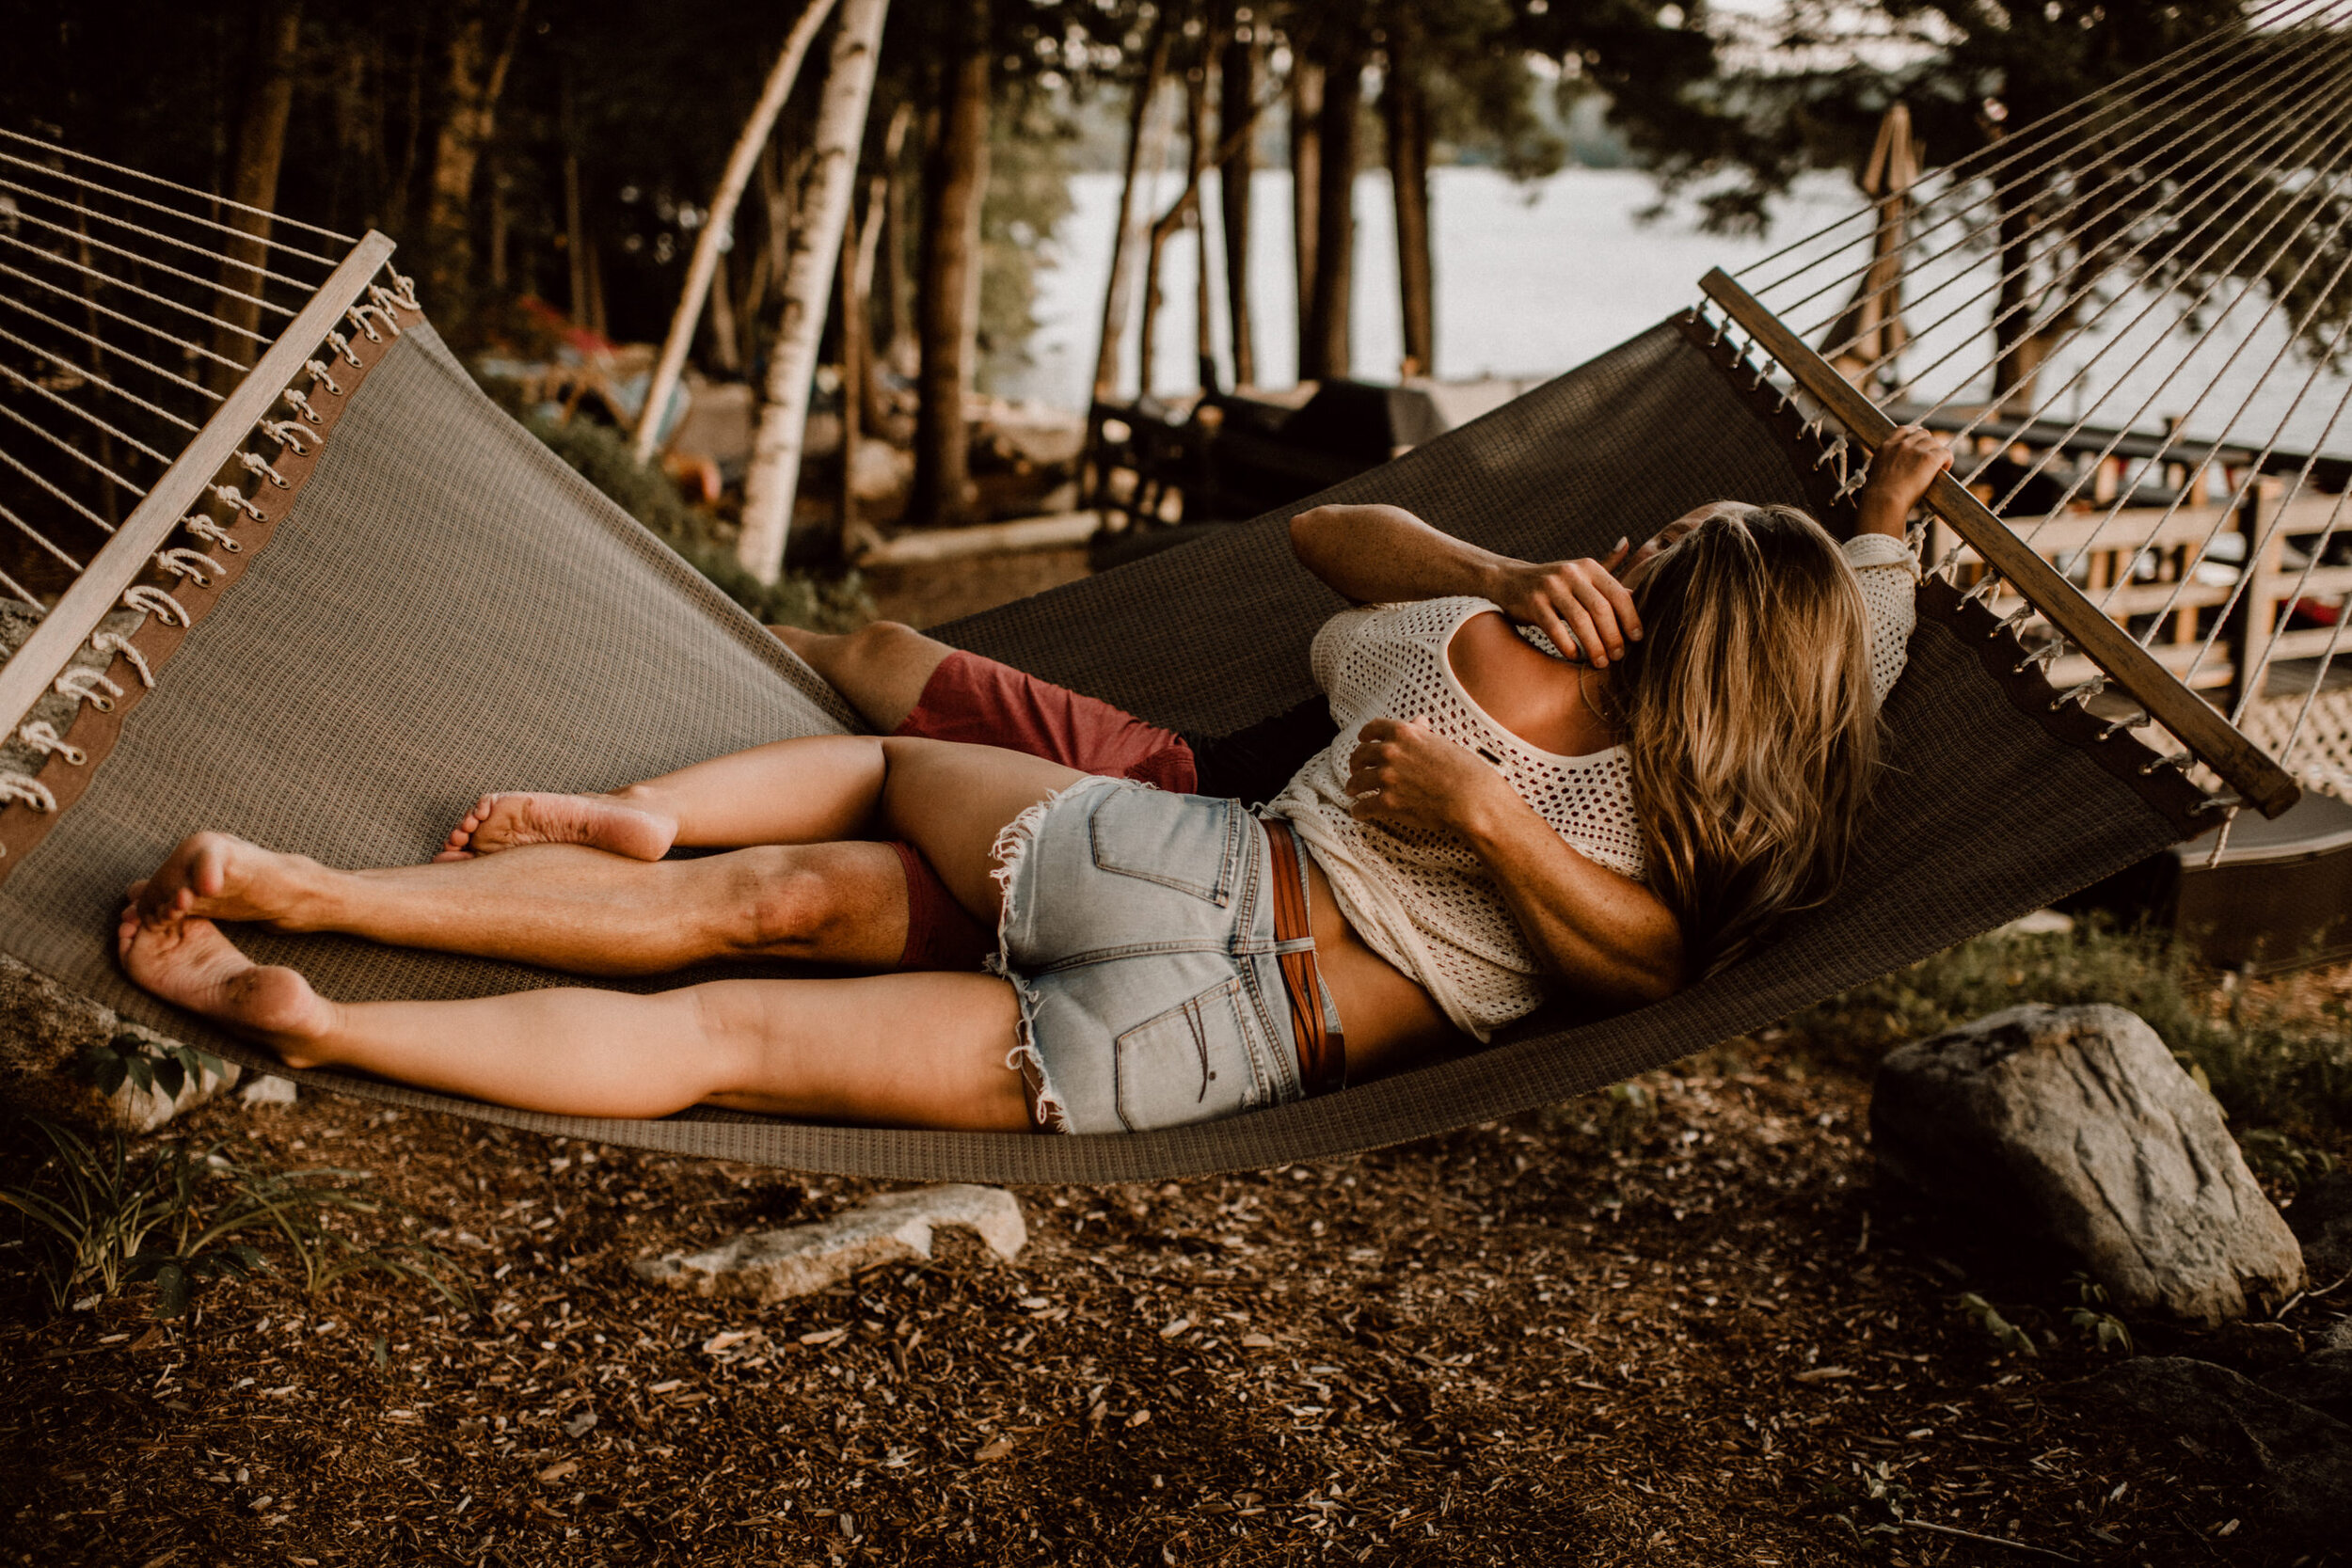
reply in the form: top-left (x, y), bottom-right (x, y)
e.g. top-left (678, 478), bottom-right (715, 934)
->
top-left (1262, 817), bottom-right (1346, 1097)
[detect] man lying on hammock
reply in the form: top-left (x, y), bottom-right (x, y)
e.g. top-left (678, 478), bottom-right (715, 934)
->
top-left (117, 429), bottom-right (1951, 1135)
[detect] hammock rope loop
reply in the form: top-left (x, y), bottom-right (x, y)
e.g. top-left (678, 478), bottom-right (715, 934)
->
top-left (121, 585), bottom-right (191, 627)
top-left (210, 484), bottom-right (266, 522)
top-left (283, 387), bottom-right (324, 425)
top-left (367, 286), bottom-right (408, 331)
top-left (53, 667), bottom-right (121, 713)
top-left (0, 773), bottom-right (56, 813)
top-left (238, 451), bottom-right (291, 490)
top-left (17, 721), bottom-right (86, 768)
top-left (385, 270), bottom-right (420, 311)
top-left (154, 547), bottom-right (224, 587)
top-left (90, 631), bottom-right (154, 689)
top-left (257, 419), bottom-right (311, 456)
top-left (2052, 674), bottom-right (2108, 711)
top-left (303, 358), bottom-right (343, 398)
top-left (325, 330), bottom-right (361, 369)
top-left (180, 515), bottom-right (243, 554)
top-left (344, 303), bottom-right (389, 343)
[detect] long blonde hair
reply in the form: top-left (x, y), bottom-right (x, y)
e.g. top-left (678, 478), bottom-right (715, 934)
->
top-left (1611, 504), bottom-right (1883, 974)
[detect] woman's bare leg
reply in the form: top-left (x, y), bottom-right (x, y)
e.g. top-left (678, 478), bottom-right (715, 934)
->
top-left (134, 832), bottom-right (914, 975)
top-left (117, 909), bottom-right (1030, 1128)
top-left (770, 621), bottom-right (953, 734)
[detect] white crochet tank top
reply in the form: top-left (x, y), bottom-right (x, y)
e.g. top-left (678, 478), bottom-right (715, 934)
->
top-left (1264, 532), bottom-right (1918, 1039)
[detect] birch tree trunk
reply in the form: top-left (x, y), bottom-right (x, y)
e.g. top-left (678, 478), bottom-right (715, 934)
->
top-left (632, 0), bottom-right (840, 464)
top-left (1090, 24), bottom-right (1172, 402)
top-left (738, 0), bottom-right (893, 581)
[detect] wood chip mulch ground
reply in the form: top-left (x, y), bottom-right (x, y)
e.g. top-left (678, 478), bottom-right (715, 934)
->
top-left (3, 1037), bottom-right (2344, 1567)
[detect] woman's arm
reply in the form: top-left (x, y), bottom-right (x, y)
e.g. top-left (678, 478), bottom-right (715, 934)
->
top-left (1344, 717), bottom-right (1685, 1008)
top-left (1290, 503), bottom-right (1645, 668)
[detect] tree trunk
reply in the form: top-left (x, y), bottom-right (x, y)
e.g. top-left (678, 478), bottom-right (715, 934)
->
top-left (853, 163), bottom-right (894, 431)
top-left (738, 0), bottom-right (893, 581)
top-left (422, 0), bottom-right (529, 327)
top-left (706, 247), bottom-right (741, 373)
top-left (1090, 23), bottom-right (1173, 402)
top-left (1219, 16), bottom-right (1258, 388)
top-left (633, 0), bottom-right (840, 464)
top-left (209, 0), bottom-right (303, 388)
top-left (561, 73), bottom-right (591, 326)
top-left (1301, 35), bottom-right (1361, 382)
top-left (1190, 50), bottom-right (1217, 391)
top-left (1383, 39), bottom-right (1433, 379)
top-left (838, 219), bottom-right (865, 546)
top-left (881, 102), bottom-right (918, 380)
top-left (908, 0), bottom-right (993, 529)
top-left (1289, 58), bottom-right (1323, 374)
top-left (1991, 182), bottom-right (2048, 416)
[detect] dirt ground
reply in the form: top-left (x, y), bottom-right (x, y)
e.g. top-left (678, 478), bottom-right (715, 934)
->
top-left (4, 1027), bottom-right (2343, 1568)
top-left (862, 546), bottom-right (1093, 630)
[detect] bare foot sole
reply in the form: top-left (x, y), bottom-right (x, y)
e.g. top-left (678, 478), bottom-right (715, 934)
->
top-left (438, 792), bottom-right (675, 863)
top-left (117, 906), bottom-right (337, 1068)
top-left (132, 831), bottom-right (316, 927)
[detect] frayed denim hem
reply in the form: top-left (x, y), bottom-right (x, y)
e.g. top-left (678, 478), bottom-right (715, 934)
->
top-left (984, 774), bottom-right (1134, 1134)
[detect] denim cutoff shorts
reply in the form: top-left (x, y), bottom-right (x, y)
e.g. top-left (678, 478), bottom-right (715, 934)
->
top-left (992, 776), bottom-right (1340, 1134)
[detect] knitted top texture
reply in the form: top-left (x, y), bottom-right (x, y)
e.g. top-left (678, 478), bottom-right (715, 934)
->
top-left (1265, 532), bottom-right (1919, 1038)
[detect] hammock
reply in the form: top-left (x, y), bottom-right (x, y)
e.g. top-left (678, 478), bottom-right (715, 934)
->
top-left (0, 0), bottom-right (2344, 1180)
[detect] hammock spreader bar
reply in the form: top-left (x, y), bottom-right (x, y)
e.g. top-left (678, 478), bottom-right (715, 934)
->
top-left (1700, 267), bottom-right (2302, 819)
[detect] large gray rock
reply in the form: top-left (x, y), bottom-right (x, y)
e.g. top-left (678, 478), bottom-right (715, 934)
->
top-left (1871, 1002), bottom-right (2303, 1323)
top-left (0, 950), bottom-right (236, 1133)
top-left (2264, 1347), bottom-right (2352, 1425)
top-left (633, 1184), bottom-right (1027, 1304)
top-left (2074, 1356), bottom-right (2352, 1551)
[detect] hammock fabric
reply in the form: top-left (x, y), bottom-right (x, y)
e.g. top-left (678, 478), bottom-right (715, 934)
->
top-left (0, 311), bottom-right (2204, 1181)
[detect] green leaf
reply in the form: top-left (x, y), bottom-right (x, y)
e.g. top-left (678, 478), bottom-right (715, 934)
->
top-left (151, 1056), bottom-right (184, 1101)
top-left (123, 1054), bottom-right (153, 1097)
top-left (92, 1053), bottom-right (127, 1097)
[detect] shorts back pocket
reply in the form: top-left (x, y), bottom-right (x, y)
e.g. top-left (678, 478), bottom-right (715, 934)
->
top-left (1113, 977), bottom-right (1266, 1132)
top-left (1089, 785), bottom-right (1241, 905)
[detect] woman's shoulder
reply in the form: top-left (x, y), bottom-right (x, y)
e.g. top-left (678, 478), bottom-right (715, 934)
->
top-left (1446, 608), bottom-right (1587, 753)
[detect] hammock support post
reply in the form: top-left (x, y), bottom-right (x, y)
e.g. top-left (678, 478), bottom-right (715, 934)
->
top-left (0, 230), bottom-right (397, 746)
top-left (1700, 266), bottom-right (2304, 821)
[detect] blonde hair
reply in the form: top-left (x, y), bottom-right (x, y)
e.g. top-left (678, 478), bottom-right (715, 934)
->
top-left (1611, 504), bottom-right (1882, 974)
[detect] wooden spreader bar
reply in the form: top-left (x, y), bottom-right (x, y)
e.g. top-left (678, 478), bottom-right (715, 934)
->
top-left (1700, 267), bottom-right (2302, 820)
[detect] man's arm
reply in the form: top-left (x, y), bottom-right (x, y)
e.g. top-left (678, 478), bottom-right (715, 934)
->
top-left (1290, 503), bottom-right (1645, 669)
top-left (1344, 716), bottom-right (1685, 1008)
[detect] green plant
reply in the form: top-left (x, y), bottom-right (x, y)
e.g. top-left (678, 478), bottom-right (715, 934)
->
top-left (2237, 1127), bottom-right (2338, 1193)
top-left (0, 1117), bottom-right (469, 1319)
top-left (76, 1030), bottom-right (225, 1104)
top-left (517, 408), bottom-right (876, 633)
top-left (2066, 1273), bottom-right (2135, 1355)
top-left (1957, 1292), bottom-right (2039, 1357)
top-left (1776, 918), bottom-right (2352, 1138)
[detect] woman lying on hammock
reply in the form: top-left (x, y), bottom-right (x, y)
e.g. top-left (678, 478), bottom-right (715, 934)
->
top-left (117, 427), bottom-right (1952, 1134)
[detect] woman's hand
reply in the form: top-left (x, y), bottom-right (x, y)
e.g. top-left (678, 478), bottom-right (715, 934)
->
top-left (1345, 718), bottom-right (1510, 836)
top-left (1855, 424), bottom-right (1954, 536)
top-left (1485, 544), bottom-right (1642, 667)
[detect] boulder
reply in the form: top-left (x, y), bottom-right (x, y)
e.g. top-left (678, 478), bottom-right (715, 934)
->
top-left (2074, 1356), bottom-right (2352, 1551)
top-left (0, 950), bottom-right (236, 1134)
top-left (633, 1184), bottom-right (1027, 1304)
top-left (2287, 1169), bottom-right (2352, 1286)
top-left (1871, 1003), bottom-right (2303, 1323)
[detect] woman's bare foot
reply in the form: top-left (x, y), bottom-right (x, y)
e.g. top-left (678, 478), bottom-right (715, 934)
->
top-left (437, 791), bottom-right (676, 863)
top-left (117, 904), bottom-right (338, 1068)
top-left (132, 831), bottom-right (324, 929)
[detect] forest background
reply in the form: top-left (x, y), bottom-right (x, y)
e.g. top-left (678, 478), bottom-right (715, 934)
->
top-left (0, 0), bottom-right (2250, 569)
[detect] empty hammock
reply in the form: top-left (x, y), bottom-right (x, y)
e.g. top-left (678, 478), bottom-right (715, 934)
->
top-left (1, 0), bottom-right (2347, 1181)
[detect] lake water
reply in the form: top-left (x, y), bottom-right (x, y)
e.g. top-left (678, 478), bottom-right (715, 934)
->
top-left (1008, 165), bottom-right (2352, 468)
